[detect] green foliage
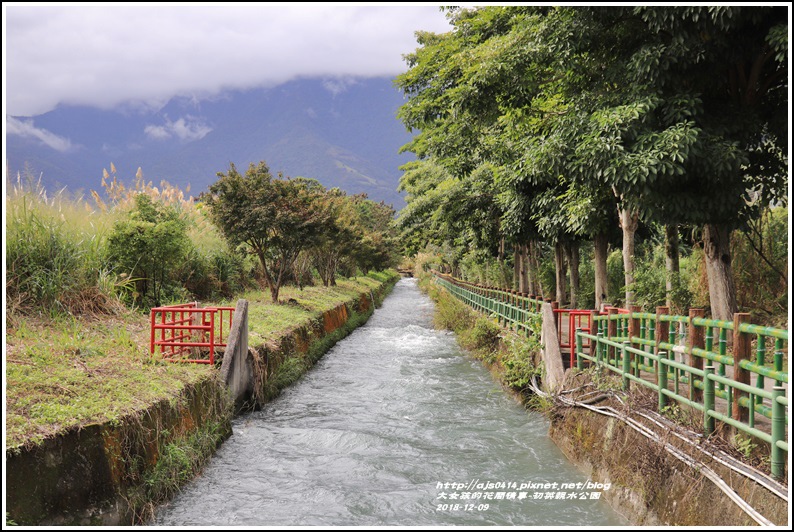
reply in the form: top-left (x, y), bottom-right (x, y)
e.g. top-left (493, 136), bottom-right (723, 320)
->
top-left (731, 433), bottom-right (758, 461)
top-left (732, 207), bottom-right (788, 324)
top-left (207, 162), bottom-right (398, 301)
top-left (106, 194), bottom-right (190, 308)
top-left (660, 404), bottom-right (698, 430)
top-left (630, 242), bottom-right (693, 313)
top-left (433, 290), bottom-right (475, 332)
top-left (206, 161), bottom-right (330, 302)
top-left (140, 420), bottom-right (227, 513)
top-left (606, 249), bottom-right (626, 308)
top-left (396, 6), bottom-right (787, 320)
top-left (576, 245), bottom-right (596, 310)
top-left (500, 316), bottom-right (543, 391)
top-left (459, 315), bottom-right (502, 354)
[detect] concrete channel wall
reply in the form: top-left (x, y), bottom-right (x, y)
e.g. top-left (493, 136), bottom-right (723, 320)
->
top-left (5, 273), bottom-right (399, 525)
top-left (549, 401), bottom-right (788, 525)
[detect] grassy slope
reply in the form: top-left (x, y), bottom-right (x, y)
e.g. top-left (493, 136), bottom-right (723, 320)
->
top-left (217, 271), bottom-right (396, 344)
top-left (5, 270), bottom-right (398, 451)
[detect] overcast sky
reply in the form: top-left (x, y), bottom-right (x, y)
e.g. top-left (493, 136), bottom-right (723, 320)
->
top-left (3, 4), bottom-right (452, 117)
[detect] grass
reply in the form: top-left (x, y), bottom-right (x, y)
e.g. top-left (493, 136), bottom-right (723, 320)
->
top-left (5, 310), bottom-right (213, 451)
top-left (5, 269), bottom-right (399, 451)
top-left (214, 271), bottom-right (397, 344)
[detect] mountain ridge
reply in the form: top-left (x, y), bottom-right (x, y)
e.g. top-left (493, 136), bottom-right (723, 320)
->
top-left (6, 77), bottom-right (413, 207)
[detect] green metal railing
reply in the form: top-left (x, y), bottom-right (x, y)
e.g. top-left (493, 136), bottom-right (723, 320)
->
top-left (576, 313), bottom-right (789, 479)
top-left (432, 271), bottom-right (789, 480)
top-left (433, 274), bottom-right (542, 337)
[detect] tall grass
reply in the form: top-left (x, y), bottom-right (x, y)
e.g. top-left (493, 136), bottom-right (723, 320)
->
top-left (6, 175), bottom-right (124, 317)
top-left (6, 170), bottom-right (254, 317)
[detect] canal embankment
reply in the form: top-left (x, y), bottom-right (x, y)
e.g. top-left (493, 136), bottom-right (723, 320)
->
top-left (5, 270), bottom-right (399, 525)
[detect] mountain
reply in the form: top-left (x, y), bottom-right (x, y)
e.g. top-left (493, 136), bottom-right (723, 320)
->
top-left (6, 77), bottom-right (415, 208)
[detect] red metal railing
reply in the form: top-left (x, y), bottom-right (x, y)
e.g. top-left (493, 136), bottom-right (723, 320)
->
top-left (555, 309), bottom-right (596, 368)
top-left (150, 303), bottom-right (235, 364)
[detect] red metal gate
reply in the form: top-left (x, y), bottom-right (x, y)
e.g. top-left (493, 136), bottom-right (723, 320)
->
top-left (149, 303), bottom-right (235, 364)
top-left (555, 309), bottom-right (596, 368)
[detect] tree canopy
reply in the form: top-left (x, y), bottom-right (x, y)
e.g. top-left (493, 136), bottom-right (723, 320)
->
top-left (396, 6), bottom-right (787, 318)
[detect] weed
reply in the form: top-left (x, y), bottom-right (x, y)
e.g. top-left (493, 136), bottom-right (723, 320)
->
top-left (582, 365), bottom-right (622, 393)
top-left (731, 434), bottom-right (757, 460)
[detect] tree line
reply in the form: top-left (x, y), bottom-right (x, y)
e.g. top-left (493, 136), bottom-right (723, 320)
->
top-left (395, 6), bottom-right (787, 320)
top-left (7, 161), bottom-right (399, 315)
top-left (204, 161), bottom-right (398, 302)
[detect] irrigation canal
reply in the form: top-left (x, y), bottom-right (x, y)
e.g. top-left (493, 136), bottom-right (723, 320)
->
top-left (153, 278), bottom-right (627, 526)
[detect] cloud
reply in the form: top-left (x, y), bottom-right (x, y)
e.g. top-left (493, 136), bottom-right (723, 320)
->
top-left (6, 116), bottom-right (74, 152)
top-left (5, 5), bottom-right (452, 116)
top-left (144, 115), bottom-right (212, 141)
top-left (322, 78), bottom-right (358, 97)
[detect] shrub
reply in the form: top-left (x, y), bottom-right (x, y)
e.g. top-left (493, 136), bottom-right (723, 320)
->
top-left (106, 194), bottom-right (191, 308)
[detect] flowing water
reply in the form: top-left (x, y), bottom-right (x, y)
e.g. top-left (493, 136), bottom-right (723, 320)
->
top-left (153, 278), bottom-right (627, 526)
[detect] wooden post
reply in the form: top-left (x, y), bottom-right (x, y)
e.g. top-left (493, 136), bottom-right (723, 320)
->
top-left (688, 309), bottom-right (705, 402)
top-left (732, 312), bottom-right (752, 423)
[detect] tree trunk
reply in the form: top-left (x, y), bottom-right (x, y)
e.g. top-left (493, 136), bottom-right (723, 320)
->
top-left (519, 243), bottom-right (530, 293)
top-left (565, 241), bottom-right (580, 309)
top-left (530, 240), bottom-right (544, 299)
top-left (513, 245), bottom-right (520, 290)
top-left (665, 224), bottom-right (680, 308)
top-left (619, 208), bottom-right (639, 308)
top-left (498, 237), bottom-right (506, 288)
top-left (703, 223), bottom-right (738, 320)
top-left (554, 241), bottom-right (567, 306)
top-left (594, 232), bottom-right (609, 310)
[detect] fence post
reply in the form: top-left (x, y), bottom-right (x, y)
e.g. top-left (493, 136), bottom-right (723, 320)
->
top-left (576, 329), bottom-right (584, 371)
top-left (704, 365), bottom-right (716, 437)
top-left (655, 306), bottom-right (669, 356)
top-left (622, 341), bottom-right (631, 391)
top-left (628, 304), bottom-right (642, 374)
top-left (149, 309), bottom-right (157, 356)
top-left (589, 310), bottom-right (599, 361)
top-left (774, 341), bottom-right (783, 386)
top-left (596, 332), bottom-right (609, 369)
top-left (657, 351), bottom-right (668, 411)
top-left (607, 307), bottom-right (617, 367)
top-left (771, 386), bottom-right (785, 480)
top-left (732, 312), bottom-right (752, 423)
top-left (688, 309), bottom-right (705, 403)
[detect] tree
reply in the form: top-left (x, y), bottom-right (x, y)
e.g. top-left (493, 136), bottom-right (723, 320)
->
top-left (205, 161), bottom-right (328, 303)
top-left (397, 6), bottom-right (787, 318)
top-left (106, 193), bottom-right (190, 307)
top-left (311, 189), bottom-right (359, 287)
